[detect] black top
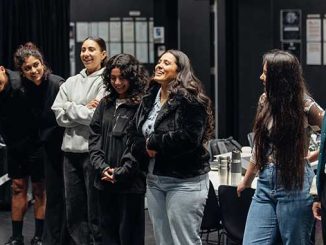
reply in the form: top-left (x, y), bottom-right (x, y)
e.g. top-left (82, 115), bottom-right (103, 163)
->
top-left (89, 97), bottom-right (146, 193)
top-left (0, 70), bottom-right (64, 155)
top-left (0, 70), bottom-right (37, 151)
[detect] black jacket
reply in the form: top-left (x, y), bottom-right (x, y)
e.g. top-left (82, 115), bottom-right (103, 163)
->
top-left (23, 74), bottom-right (64, 146)
top-left (0, 70), bottom-right (37, 151)
top-left (127, 84), bottom-right (210, 179)
top-left (89, 97), bottom-right (146, 193)
top-left (0, 71), bottom-right (64, 156)
top-left (23, 74), bottom-right (65, 159)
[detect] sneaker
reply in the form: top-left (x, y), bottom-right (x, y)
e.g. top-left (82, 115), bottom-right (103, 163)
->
top-left (30, 237), bottom-right (42, 245)
top-left (4, 236), bottom-right (24, 245)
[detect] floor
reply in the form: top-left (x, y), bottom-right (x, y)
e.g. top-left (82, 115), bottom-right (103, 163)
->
top-left (0, 204), bottom-right (321, 245)
top-left (0, 204), bottom-right (220, 245)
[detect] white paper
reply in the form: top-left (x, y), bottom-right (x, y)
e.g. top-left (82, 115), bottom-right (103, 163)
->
top-left (98, 22), bottom-right (109, 42)
top-left (110, 43), bottom-right (122, 57)
top-left (135, 21), bottom-right (148, 42)
top-left (136, 43), bottom-right (148, 63)
top-left (109, 21), bottom-right (121, 42)
top-left (324, 19), bottom-right (326, 42)
top-left (123, 43), bottom-right (135, 56)
top-left (149, 20), bottom-right (154, 42)
top-left (122, 21), bottom-right (134, 42)
top-left (323, 43), bottom-right (326, 65)
top-left (149, 43), bottom-right (154, 63)
top-left (153, 27), bottom-right (165, 44)
top-left (306, 18), bottom-right (321, 42)
top-left (306, 42), bottom-right (321, 65)
top-left (89, 22), bottom-right (98, 37)
top-left (76, 22), bottom-right (89, 42)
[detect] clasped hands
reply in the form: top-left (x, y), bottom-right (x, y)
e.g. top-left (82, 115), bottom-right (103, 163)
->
top-left (101, 167), bottom-right (115, 183)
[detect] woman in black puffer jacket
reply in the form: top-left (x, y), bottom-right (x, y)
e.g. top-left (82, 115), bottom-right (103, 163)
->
top-left (89, 53), bottom-right (149, 245)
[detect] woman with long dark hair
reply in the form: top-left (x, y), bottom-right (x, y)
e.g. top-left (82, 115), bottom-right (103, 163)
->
top-left (237, 49), bottom-right (324, 244)
top-left (125, 49), bottom-right (214, 244)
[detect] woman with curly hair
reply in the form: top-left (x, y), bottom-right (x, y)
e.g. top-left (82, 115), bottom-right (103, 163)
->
top-left (88, 53), bottom-right (149, 245)
top-left (237, 50), bottom-right (324, 244)
top-left (124, 49), bottom-right (214, 244)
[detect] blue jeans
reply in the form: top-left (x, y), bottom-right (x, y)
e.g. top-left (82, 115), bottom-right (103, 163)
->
top-left (243, 163), bottom-right (314, 245)
top-left (146, 173), bottom-right (209, 245)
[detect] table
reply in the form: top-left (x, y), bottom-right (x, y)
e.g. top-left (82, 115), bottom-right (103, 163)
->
top-left (209, 167), bottom-right (317, 196)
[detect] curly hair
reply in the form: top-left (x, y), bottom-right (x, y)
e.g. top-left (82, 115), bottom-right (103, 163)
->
top-left (151, 49), bottom-right (214, 143)
top-left (253, 49), bottom-right (307, 190)
top-left (13, 42), bottom-right (51, 77)
top-left (102, 53), bottom-right (149, 103)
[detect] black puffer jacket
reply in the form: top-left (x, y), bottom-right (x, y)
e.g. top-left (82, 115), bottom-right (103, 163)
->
top-left (89, 97), bottom-right (146, 193)
top-left (126, 84), bottom-right (210, 179)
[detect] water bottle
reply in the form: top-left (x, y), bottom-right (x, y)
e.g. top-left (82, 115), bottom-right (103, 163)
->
top-left (230, 149), bottom-right (242, 185)
top-left (219, 156), bottom-right (229, 184)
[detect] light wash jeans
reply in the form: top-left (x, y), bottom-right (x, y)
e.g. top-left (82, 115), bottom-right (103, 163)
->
top-left (243, 163), bottom-right (314, 245)
top-left (146, 173), bottom-right (209, 245)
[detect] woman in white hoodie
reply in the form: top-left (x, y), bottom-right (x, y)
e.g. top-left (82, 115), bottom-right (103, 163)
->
top-left (52, 37), bottom-right (107, 245)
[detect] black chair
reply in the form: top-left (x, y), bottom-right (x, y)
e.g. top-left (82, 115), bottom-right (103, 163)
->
top-left (201, 181), bottom-right (223, 244)
top-left (218, 185), bottom-right (255, 244)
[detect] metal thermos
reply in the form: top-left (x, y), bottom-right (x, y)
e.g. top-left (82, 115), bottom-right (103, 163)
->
top-left (231, 150), bottom-right (242, 185)
top-left (219, 156), bottom-right (229, 184)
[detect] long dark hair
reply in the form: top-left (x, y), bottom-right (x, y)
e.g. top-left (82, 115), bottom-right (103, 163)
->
top-left (152, 49), bottom-right (214, 143)
top-left (253, 49), bottom-right (307, 190)
top-left (102, 53), bottom-right (148, 103)
top-left (13, 42), bottom-right (51, 78)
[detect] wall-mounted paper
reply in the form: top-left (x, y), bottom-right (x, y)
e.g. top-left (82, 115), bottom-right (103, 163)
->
top-left (110, 21), bottom-right (121, 42)
top-left (76, 22), bottom-right (89, 42)
top-left (306, 18), bottom-right (321, 42)
top-left (90, 22), bottom-right (98, 37)
top-left (149, 20), bottom-right (154, 43)
top-left (110, 43), bottom-right (122, 57)
top-left (123, 43), bottom-right (135, 56)
top-left (98, 22), bottom-right (109, 42)
top-left (136, 43), bottom-right (148, 63)
top-left (307, 42), bottom-right (321, 65)
top-left (122, 20), bottom-right (135, 42)
top-left (135, 21), bottom-right (148, 42)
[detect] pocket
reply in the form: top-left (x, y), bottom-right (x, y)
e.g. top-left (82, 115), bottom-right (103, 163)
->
top-left (112, 115), bottom-right (130, 136)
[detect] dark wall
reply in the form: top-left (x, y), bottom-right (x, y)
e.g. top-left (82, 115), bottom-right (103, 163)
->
top-left (237, 0), bottom-right (273, 144)
top-left (220, 0), bottom-right (326, 145)
top-left (70, 0), bottom-right (154, 72)
top-left (71, 0), bottom-right (153, 21)
top-left (71, 0), bottom-right (212, 98)
top-left (273, 0), bottom-right (326, 108)
top-left (179, 0), bottom-right (212, 98)
top-left (0, 0), bottom-right (70, 78)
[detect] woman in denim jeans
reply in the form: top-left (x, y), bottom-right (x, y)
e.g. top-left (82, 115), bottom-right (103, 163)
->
top-left (125, 50), bottom-right (214, 244)
top-left (237, 50), bottom-right (324, 245)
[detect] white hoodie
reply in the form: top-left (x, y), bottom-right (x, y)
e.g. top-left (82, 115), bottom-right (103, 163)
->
top-left (52, 68), bottom-right (106, 153)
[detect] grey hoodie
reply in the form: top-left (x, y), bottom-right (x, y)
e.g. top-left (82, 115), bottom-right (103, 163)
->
top-left (52, 68), bottom-right (106, 153)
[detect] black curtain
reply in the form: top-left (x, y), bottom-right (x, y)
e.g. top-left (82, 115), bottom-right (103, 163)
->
top-left (0, 0), bottom-right (70, 78)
